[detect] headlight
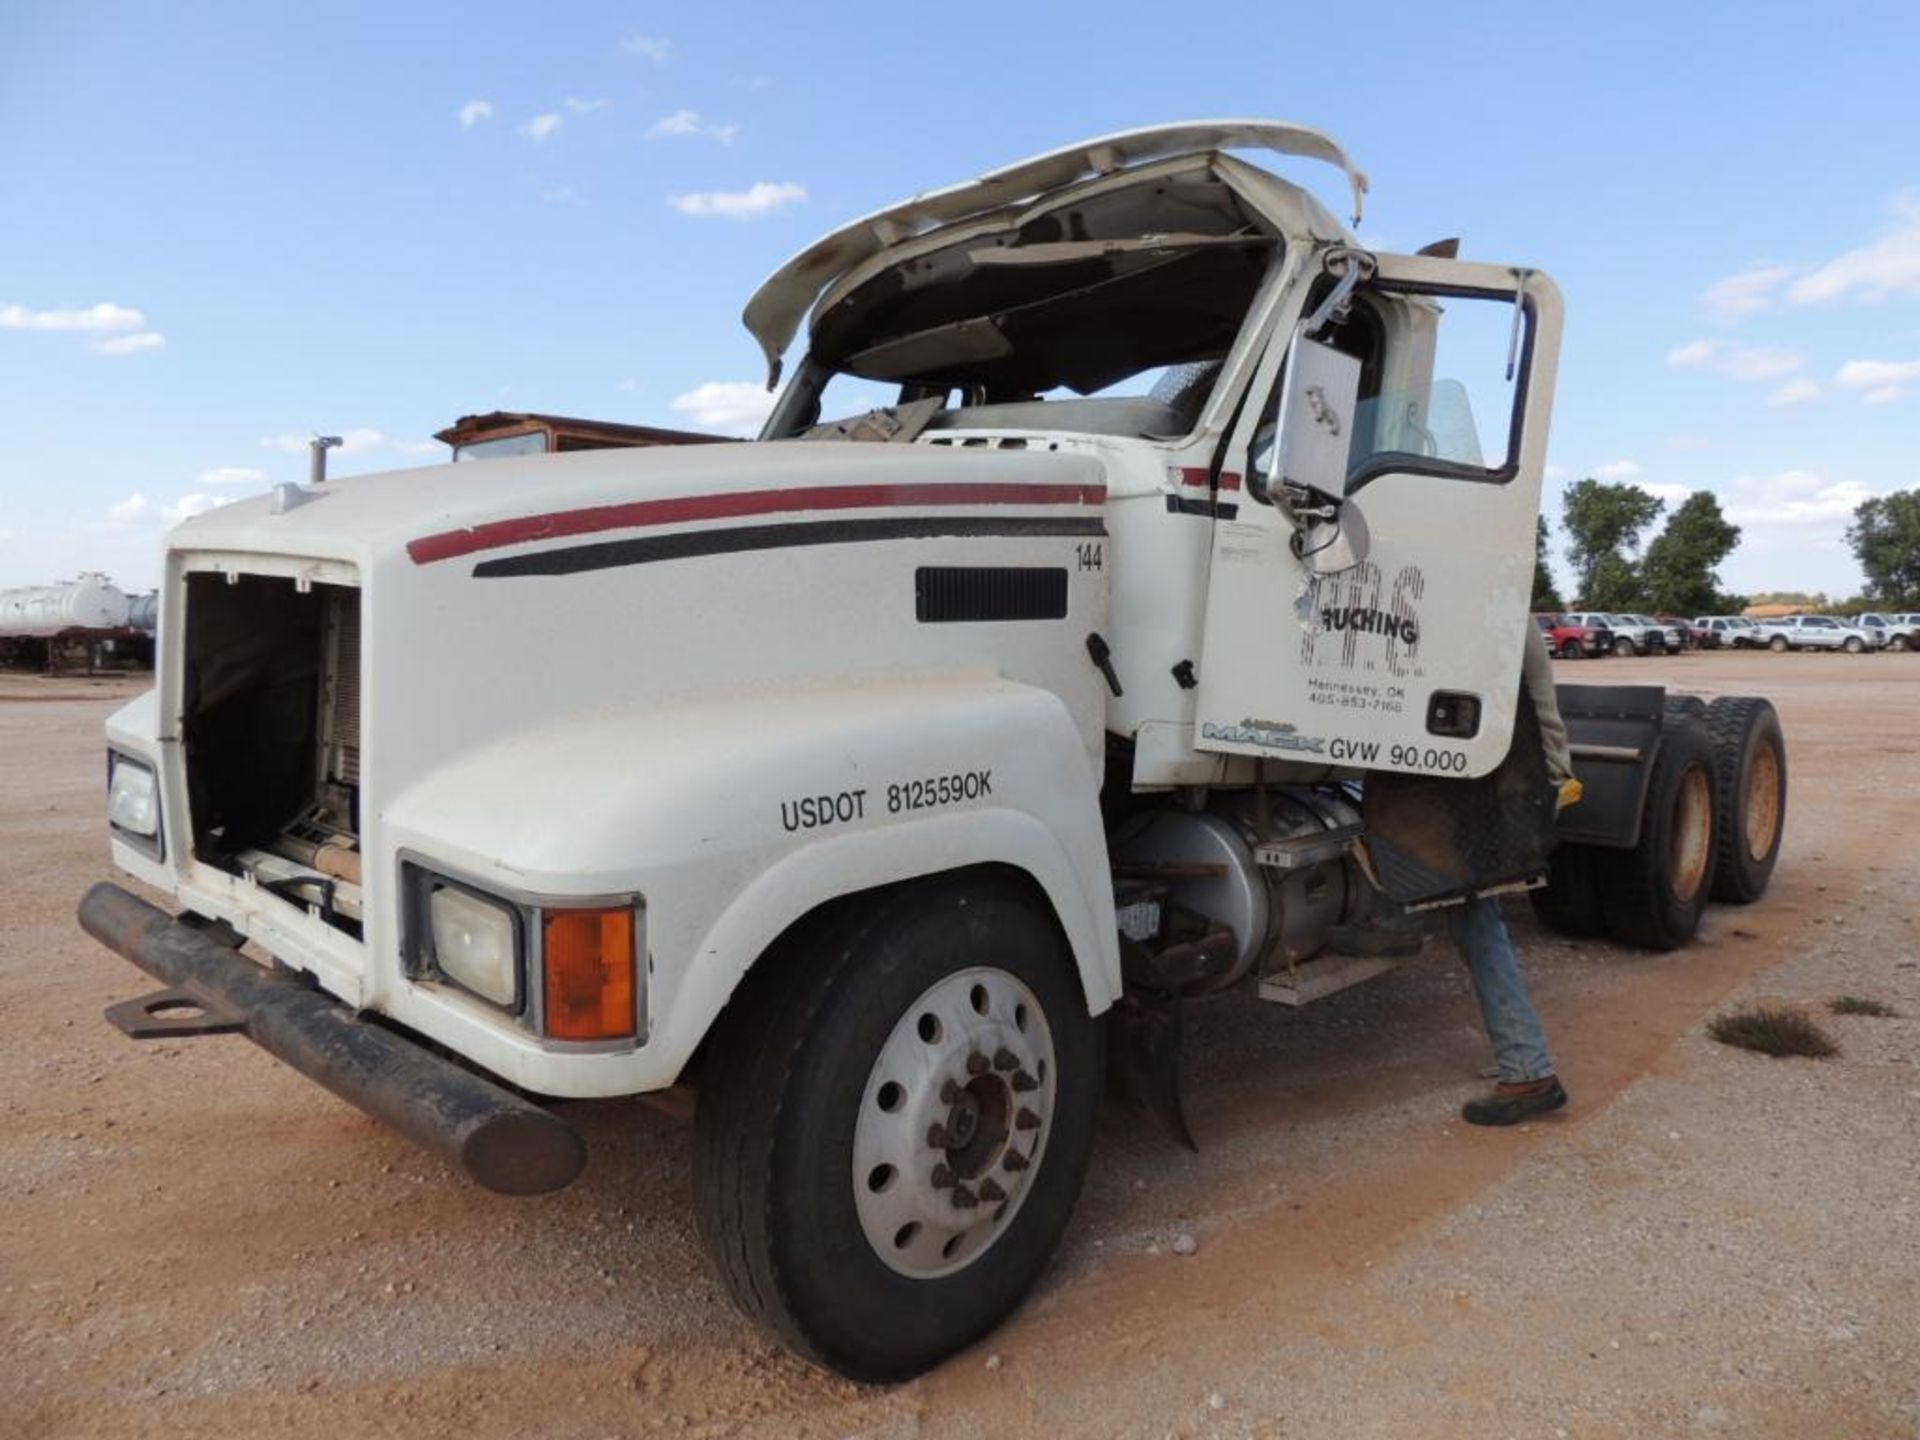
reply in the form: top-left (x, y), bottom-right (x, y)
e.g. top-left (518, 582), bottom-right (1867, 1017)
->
top-left (108, 754), bottom-right (159, 839)
top-left (425, 881), bottom-right (522, 1008)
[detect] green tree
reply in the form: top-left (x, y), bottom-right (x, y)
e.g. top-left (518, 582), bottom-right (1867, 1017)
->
top-left (1561, 478), bottom-right (1665, 608)
top-left (1847, 489), bottom-right (1920, 608)
top-left (1531, 514), bottom-right (1564, 611)
top-left (1641, 491), bottom-right (1742, 615)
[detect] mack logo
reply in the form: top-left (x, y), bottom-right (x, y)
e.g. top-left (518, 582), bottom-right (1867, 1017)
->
top-left (1200, 719), bottom-right (1327, 755)
top-left (1298, 561), bottom-right (1426, 679)
top-left (1318, 604), bottom-right (1419, 646)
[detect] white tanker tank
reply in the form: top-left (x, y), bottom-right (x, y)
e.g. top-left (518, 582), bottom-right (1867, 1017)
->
top-left (0, 573), bottom-right (137, 638)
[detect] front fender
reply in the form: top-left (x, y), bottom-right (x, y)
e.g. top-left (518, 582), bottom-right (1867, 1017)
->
top-left (380, 673), bottom-right (1117, 1094)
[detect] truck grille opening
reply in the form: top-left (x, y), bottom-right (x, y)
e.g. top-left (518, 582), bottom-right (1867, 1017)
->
top-left (182, 573), bottom-right (363, 937)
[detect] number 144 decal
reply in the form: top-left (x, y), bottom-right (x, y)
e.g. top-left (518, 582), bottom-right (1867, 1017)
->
top-left (1075, 542), bottom-right (1104, 572)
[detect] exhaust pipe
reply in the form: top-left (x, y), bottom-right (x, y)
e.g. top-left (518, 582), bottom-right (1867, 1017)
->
top-left (78, 882), bottom-right (587, 1196)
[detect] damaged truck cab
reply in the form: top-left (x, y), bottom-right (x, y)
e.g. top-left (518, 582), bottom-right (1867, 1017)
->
top-left (83, 120), bottom-right (1787, 1381)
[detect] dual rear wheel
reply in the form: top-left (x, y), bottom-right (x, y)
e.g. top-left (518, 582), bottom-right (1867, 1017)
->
top-left (1530, 697), bottom-right (1786, 949)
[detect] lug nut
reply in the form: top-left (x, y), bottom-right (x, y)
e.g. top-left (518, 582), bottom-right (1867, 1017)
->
top-left (940, 1078), bottom-right (964, 1104)
top-left (966, 1051), bottom-right (990, 1076)
top-left (931, 1163), bottom-right (954, 1189)
top-left (1014, 1107), bottom-right (1041, 1131)
top-left (951, 1184), bottom-right (980, 1209)
top-left (978, 1178), bottom-right (1007, 1203)
top-left (993, 1047), bottom-right (1020, 1072)
top-left (1002, 1149), bottom-right (1030, 1172)
top-left (927, 1123), bottom-right (952, 1148)
top-left (1011, 1070), bottom-right (1039, 1093)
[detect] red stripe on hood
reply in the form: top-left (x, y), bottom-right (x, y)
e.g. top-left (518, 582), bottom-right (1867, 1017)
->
top-left (407, 480), bottom-right (1108, 565)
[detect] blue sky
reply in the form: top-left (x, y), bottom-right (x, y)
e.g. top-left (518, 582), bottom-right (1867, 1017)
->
top-left (3, 0), bottom-right (1917, 598)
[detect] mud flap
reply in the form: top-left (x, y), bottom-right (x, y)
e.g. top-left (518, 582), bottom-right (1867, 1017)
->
top-left (1107, 990), bottom-right (1197, 1152)
top-left (1360, 683), bottom-right (1556, 907)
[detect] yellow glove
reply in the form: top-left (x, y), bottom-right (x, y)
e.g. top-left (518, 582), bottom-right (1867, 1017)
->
top-left (1556, 777), bottom-right (1584, 812)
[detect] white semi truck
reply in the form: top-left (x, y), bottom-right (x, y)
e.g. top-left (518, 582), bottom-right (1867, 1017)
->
top-left (80, 121), bottom-right (1788, 1381)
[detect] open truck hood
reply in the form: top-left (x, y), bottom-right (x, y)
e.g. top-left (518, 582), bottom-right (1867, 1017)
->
top-left (741, 119), bottom-right (1368, 385)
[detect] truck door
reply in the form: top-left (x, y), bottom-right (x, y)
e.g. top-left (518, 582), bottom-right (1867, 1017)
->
top-left (1194, 251), bottom-right (1563, 779)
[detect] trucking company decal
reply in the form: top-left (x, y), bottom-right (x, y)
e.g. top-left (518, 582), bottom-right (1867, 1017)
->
top-left (1296, 562), bottom-right (1425, 679)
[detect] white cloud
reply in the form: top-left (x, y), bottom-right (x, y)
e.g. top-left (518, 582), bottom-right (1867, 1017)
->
top-left (670, 380), bottom-right (775, 434)
top-left (197, 466), bottom-right (268, 488)
top-left (646, 109), bottom-right (739, 144)
top-left (106, 493), bottom-right (154, 526)
top-left (1786, 193), bottom-right (1920, 306)
top-left (668, 181), bottom-right (806, 221)
top-left (565, 97), bottom-right (610, 115)
top-left (1696, 262), bottom-right (1796, 321)
top-left (458, 99), bottom-right (493, 130)
top-left (1834, 358), bottom-right (1920, 404)
top-left (0, 301), bottom-right (145, 332)
top-left (92, 330), bottom-right (165, 356)
top-left (522, 112), bottom-right (563, 143)
top-left (1592, 460), bottom-right (1643, 482)
top-left (1664, 339), bottom-right (1803, 383)
top-left (1766, 377), bottom-right (1822, 407)
top-left (1719, 469), bottom-right (1874, 529)
top-left (622, 33), bottom-right (672, 62)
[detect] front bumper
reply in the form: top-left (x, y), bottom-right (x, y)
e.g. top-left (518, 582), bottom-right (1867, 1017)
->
top-left (78, 882), bottom-right (587, 1195)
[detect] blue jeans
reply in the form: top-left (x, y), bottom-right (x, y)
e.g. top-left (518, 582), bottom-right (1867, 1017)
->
top-left (1446, 897), bottom-right (1555, 1083)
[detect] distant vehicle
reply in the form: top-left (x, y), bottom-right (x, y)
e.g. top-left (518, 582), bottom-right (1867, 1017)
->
top-left (1534, 612), bottom-right (1612, 659)
top-left (1626, 615), bottom-right (1688, 653)
top-left (1655, 615), bottom-right (1706, 650)
top-left (1694, 616), bottom-right (1764, 649)
top-left (1563, 611), bottom-right (1640, 657)
top-left (1856, 613), bottom-right (1920, 652)
top-left (1756, 614), bottom-right (1874, 653)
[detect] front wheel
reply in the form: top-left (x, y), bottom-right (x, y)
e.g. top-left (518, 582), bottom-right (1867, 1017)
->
top-left (1844, 636), bottom-right (1865, 654)
top-left (1769, 635), bottom-right (1790, 652)
top-left (1614, 636), bottom-right (1637, 657)
top-left (693, 875), bottom-right (1102, 1382)
top-left (1560, 639), bottom-right (1584, 660)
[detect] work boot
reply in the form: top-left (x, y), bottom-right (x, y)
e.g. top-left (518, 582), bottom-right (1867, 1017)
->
top-left (1462, 1076), bottom-right (1567, 1127)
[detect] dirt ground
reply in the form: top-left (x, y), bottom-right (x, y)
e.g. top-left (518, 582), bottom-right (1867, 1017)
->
top-left (3, 653), bottom-right (1916, 1440)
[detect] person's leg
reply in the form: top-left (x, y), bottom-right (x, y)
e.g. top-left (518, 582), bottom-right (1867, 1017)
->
top-left (1445, 896), bottom-right (1566, 1124)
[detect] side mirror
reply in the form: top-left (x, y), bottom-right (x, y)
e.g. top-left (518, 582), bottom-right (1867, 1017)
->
top-left (1258, 334), bottom-right (1367, 573)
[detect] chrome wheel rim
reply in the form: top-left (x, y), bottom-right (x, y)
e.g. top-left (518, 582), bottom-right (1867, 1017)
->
top-left (852, 967), bottom-right (1056, 1279)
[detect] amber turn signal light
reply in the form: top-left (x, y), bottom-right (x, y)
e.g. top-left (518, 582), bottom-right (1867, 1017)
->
top-left (542, 907), bottom-right (636, 1041)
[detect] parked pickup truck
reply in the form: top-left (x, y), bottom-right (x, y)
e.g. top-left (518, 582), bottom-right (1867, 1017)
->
top-left (1563, 612), bottom-right (1670, 656)
top-left (1856, 613), bottom-right (1920, 652)
top-left (1534, 612), bottom-right (1612, 658)
top-left (1693, 616), bottom-right (1764, 649)
top-left (1757, 614), bottom-right (1875, 652)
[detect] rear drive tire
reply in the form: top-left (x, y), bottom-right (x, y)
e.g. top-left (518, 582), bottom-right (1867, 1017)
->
top-left (1597, 718), bottom-right (1718, 951)
top-left (692, 874), bottom-right (1101, 1382)
top-left (1529, 843), bottom-right (1605, 938)
top-left (1704, 696), bottom-right (1787, 904)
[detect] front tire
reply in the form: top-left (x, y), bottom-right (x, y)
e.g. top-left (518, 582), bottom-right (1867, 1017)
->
top-left (1598, 718), bottom-right (1718, 951)
top-left (1559, 639), bottom-right (1583, 660)
top-left (1844, 636), bottom-right (1865, 654)
top-left (692, 874), bottom-right (1102, 1382)
top-left (1769, 635), bottom-right (1790, 652)
top-left (1614, 636), bottom-right (1637, 657)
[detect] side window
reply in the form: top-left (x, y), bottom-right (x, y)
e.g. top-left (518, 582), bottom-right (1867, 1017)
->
top-left (1247, 281), bottom-right (1532, 495)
